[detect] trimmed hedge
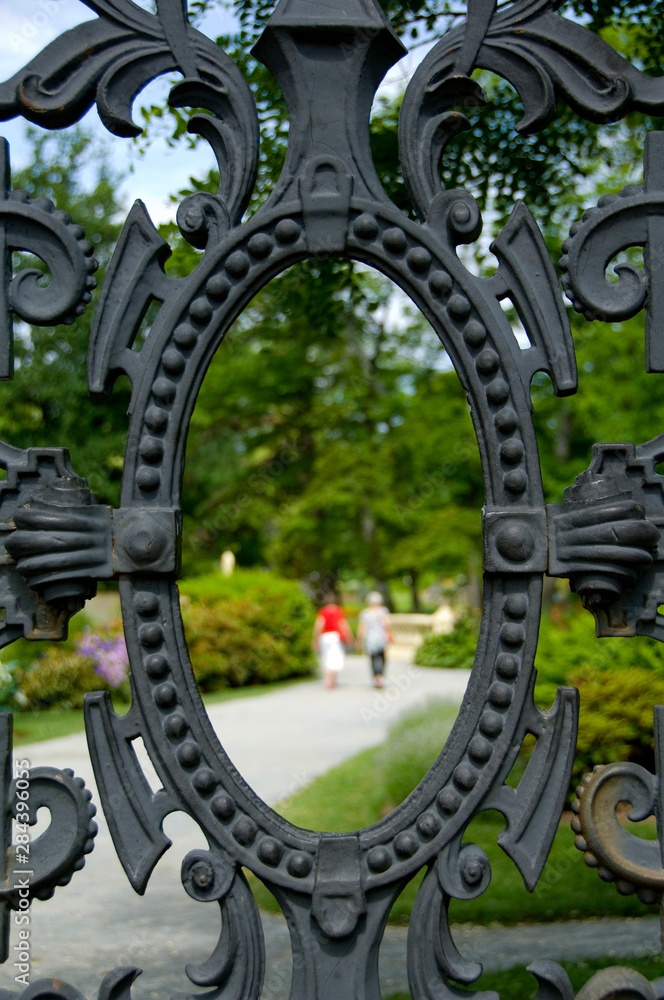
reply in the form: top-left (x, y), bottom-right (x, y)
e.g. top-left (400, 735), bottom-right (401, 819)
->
top-left (14, 620), bottom-right (130, 711)
top-left (178, 570), bottom-right (316, 690)
top-left (414, 603), bottom-right (664, 784)
top-left (4, 570), bottom-right (316, 710)
top-left (414, 617), bottom-right (479, 669)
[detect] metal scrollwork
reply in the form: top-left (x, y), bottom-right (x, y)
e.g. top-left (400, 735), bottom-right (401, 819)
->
top-left (180, 850), bottom-right (265, 998)
top-left (407, 837), bottom-right (493, 999)
top-left (0, 715), bottom-right (97, 962)
top-left (560, 131), bottom-right (664, 373)
top-left (399, 0), bottom-right (664, 221)
top-left (0, 140), bottom-right (98, 380)
top-left (529, 961), bottom-right (659, 1000)
top-left (0, 0), bottom-right (663, 997)
top-left (570, 704), bottom-right (664, 917)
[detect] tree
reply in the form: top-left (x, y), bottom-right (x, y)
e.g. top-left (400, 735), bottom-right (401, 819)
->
top-left (2, 129), bottom-right (127, 507)
top-left (178, 252), bottom-right (483, 599)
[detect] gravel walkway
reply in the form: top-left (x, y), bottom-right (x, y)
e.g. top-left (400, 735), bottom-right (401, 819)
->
top-left (2, 655), bottom-right (659, 998)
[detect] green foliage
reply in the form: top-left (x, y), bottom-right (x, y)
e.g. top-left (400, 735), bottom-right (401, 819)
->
top-left (534, 608), bottom-right (664, 780)
top-left (6, 129), bottom-right (128, 506)
top-left (179, 570), bottom-right (316, 690)
top-left (572, 664), bottom-right (664, 778)
top-left (534, 607), bottom-right (664, 694)
top-left (414, 618), bottom-right (480, 668)
top-left (414, 604), bottom-right (664, 784)
top-left (16, 648), bottom-right (117, 712)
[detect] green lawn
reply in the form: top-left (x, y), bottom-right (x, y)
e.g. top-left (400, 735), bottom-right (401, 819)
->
top-left (9, 708), bottom-right (102, 745)
top-left (248, 737), bottom-right (658, 927)
top-left (384, 954), bottom-right (664, 1000)
top-left (6, 676), bottom-right (313, 745)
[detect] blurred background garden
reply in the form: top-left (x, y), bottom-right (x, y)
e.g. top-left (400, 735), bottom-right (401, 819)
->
top-left (2, 1), bottom-right (664, 985)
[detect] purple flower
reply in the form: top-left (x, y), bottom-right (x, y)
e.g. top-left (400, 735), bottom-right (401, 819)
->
top-left (76, 628), bottom-right (129, 688)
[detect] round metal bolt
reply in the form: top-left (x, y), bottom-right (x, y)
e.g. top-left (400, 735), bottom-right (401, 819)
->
top-left (165, 713), bottom-right (187, 739)
top-left (437, 787), bottom-right (462, 815)
top-left (275, 219), bottom-right (300, 244)
top-left (191, 861), bottom-right (214, 892)
top-left (382, 228), bottom-right (407, 254)
top-left (394, 831), bottom-right (419, 857)
top-left (288, 852), bottom-right (312, 877)
top-left (368, 847), bottom-right (392, 872)
top-left (353, 214), bottom-right (379, 240)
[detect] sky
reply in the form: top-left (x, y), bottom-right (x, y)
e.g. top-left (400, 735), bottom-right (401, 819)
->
top-left (0, 0), bottom-right (238, 222)
top-left (0, 0), bottom-right (429, 225)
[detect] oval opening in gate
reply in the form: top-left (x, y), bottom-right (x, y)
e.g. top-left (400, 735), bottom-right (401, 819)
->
top-left (180, 258), bottom-right (479, 828)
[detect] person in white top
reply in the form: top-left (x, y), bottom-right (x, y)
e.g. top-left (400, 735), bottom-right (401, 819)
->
top-left (357, 591), bottom-right (392, 688)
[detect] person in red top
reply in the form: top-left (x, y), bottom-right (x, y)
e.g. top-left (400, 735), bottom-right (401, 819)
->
top-left (312, 594), bottom-right (353, 689)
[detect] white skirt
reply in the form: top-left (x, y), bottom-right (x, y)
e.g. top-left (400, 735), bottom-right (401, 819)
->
top-left (319, 631), bottom-right (344, 672)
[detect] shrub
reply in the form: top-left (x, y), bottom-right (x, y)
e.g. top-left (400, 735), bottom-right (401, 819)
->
top-left (535, 607), bottom-right (664, 692)
top-left (17, 648), bottom-right (113, 711)
top-left (414, 617), bottom-right (479, 669)
top-left (569, 663), bottom-right (664, 779)
top-left (415, 601), bottom-right (664, 787)
top-left (533, 608), bottom-right (664, 784)
top-left (15, 620), bottom-right (130, 711)
top-left (533, 609), bottom-right (664, 780)
top-left (179, 570), bottom-right (316, 691)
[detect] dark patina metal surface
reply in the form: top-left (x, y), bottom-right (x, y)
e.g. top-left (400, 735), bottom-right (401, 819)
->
top-left (0, 1), bottom-right (663, 997)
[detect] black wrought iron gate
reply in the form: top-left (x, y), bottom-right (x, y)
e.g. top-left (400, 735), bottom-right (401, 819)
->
top-left (0, 1), bottom-right (664, 997)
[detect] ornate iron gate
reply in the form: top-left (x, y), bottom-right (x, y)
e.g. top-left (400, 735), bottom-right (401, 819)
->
top-left (0, 1), bottom-right (664, 997)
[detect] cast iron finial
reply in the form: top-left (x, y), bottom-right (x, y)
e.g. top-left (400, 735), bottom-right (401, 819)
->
top-left (252, 0), bottom-right (406, 205)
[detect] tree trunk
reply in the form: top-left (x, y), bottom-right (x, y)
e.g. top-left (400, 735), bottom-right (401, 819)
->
top-left (410, 569), bottom-right (421, 612)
